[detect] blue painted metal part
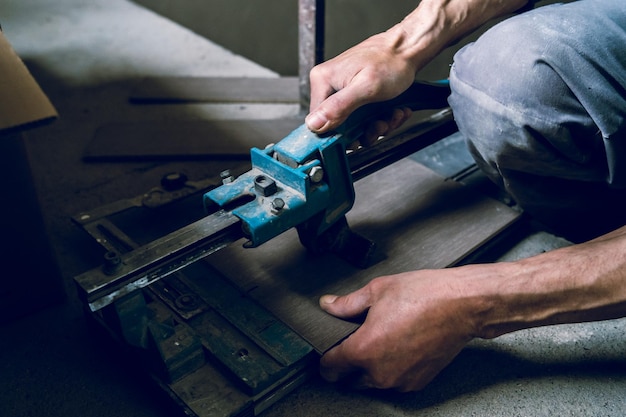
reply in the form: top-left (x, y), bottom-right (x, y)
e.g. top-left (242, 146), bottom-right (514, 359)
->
top-left (205, 124), bottom-right (354, 247)
top-left (204, 80), bottom-right (452, 248)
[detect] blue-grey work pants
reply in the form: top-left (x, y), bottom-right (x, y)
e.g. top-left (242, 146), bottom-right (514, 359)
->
top-left (449, 0), bottom-right (626, 242)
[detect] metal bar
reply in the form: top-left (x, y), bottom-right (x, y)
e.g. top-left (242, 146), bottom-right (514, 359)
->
top-left (349, 108), bottom-right (456, 181)
top-left (298, 0), bottom-right (325, 112)
top-left (74, 210), bottom-right (243, 312)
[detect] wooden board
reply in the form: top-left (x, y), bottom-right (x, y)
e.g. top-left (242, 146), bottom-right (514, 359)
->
top-left (207, 158), bottom-right (520, 353)
top-left (129, 76), bottom-right (300, 104)
top-left (83, 118), bottom-right (303, 161)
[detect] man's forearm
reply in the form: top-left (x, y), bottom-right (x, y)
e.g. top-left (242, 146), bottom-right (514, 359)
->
top-left (386, 0), bottom-right (530, 72)
top-left (306, 0), bottom-right (530, 135)
top-left (467, 225), bottom-right (626, 339)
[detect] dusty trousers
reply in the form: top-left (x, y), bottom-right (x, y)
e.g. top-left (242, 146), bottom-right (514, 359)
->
top-left (448, 0), bottom-right (626, 242)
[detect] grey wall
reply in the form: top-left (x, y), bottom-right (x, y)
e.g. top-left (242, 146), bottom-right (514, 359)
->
top-left (133, 0), bottom-right (441, 76)
top-left (132, 1), bottom-right (552, 79)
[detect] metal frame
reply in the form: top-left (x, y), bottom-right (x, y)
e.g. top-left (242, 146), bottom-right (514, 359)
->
top-left (298, 0), bottom-right (325, 111)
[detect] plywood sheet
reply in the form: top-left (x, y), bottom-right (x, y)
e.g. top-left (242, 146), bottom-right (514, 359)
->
top-left (207, 158), bottom-right (520, 353)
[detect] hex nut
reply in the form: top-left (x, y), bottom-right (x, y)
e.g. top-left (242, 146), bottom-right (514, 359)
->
top-left (220, 170), bottom-right (235, 184)
top-left (254, 175), bottom-right (277, 196)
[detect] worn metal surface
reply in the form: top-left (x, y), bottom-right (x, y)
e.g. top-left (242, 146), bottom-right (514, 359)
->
top-left (298, 0), bottom-right (325, 110)
top-left (74, 210), bottom-right (244, 312)
top-left (73, 185), bottom-right (317, 416)
top-left (89, 252), bottom-right (316, 417)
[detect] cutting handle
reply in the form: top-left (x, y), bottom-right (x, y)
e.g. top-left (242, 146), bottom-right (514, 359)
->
top-left (336, 80), bottom-right (451, 138)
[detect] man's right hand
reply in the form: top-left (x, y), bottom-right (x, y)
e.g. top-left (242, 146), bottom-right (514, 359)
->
top-left (305, 27), bottom-right (420, 140)
top-left (304, 0), bottom-right (531, 141)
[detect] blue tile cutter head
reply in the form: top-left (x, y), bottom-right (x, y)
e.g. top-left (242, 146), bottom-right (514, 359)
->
top-left (205, 80), bottom-right (451, 267)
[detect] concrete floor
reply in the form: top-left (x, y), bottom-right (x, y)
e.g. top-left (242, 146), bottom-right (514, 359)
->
top-left (1, 1), bottom-right (625, 416)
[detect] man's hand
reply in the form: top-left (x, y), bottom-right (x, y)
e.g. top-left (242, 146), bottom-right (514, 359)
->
top-left (305, 0), bottom-right (530, 142)
top-left (318, 226), bottom-right (626, 392)
top-left (319, 269), bottom-right (480, 392)
top-left (305, 28), bottom-right (419, 142)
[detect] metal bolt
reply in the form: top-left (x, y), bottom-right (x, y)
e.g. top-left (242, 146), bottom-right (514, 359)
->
top-left (271, 198), bottom-right (285, 213)
top-left (161, 172), bottom-right (187, 191)
top-left (308, 166), bottom-right (324, 183)
top-left (175, 294), bottom-right (199, 311)
top-left (220, 169), bottom-right (235, 184)
top-left (102, 251), bottom-right (122, 275)
top-left (237, 348), bottom-right (249, 360)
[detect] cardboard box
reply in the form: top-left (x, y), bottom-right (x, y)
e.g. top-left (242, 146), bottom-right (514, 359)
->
top-left (0, 30), bottom-right (62, 323)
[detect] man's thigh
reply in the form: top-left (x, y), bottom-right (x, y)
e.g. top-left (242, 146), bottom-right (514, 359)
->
top-left (448, 0), bottom-right (626, 240)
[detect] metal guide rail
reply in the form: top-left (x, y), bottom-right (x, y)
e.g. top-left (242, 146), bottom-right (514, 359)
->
top-left (72, 181), bottom-right (317, 416)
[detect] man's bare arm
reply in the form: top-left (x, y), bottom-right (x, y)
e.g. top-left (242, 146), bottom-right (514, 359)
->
top-left (306, 0), bottom-right (529, 135)
top-left (474, 225), bottom-right (626, 339)
top-left (319, 225), bottom-right (626, 391)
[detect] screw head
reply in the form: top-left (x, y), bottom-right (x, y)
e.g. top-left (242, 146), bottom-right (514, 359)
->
top-left (161, 172), bottom-right (187, 190)
top-left (309, 166), bottom-right (324, 183)
top-left (271, 198), bottom-right (285, 212)
top-left (220, 170), bottom-right (235, 184)
top-left (175, 294), bottom-right (200, 310)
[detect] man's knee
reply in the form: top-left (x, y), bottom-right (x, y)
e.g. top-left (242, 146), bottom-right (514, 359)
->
top-left (448, 8), bottom-right (603, 184)
top-left (445, 2), bottom-right (626, 240)
top-left (449, 14), bottom-right (553, 122)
